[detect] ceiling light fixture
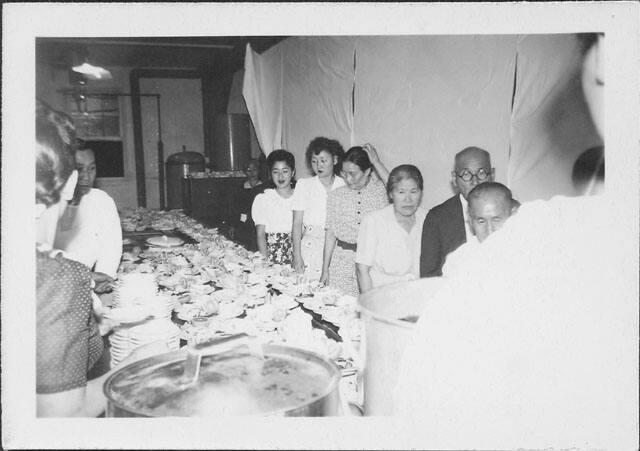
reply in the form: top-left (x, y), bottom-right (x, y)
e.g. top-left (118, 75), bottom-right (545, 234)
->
top-left (72, 59), bottom-right (113, 80)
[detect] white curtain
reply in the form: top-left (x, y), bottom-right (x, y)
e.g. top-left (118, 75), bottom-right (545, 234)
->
top-left (281, 37), bottom-right (356, 177)
top-left (243, 37), bottom-right (356, 177)
top-left (352, 35), bottom-right (517, 208)
top-left (242, 43), bottom-right (284, 154)
top-left (243, 35), bottom-right (600, 206)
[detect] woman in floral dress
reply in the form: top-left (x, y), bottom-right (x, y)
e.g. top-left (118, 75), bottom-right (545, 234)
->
top-left (321, 144), bottom-right (389, 296)
top-left (252, 149), bottom-right (296, 265)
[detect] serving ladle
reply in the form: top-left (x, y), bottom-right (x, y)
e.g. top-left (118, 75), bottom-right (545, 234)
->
top-left (179, 333), bottom-right (264, 388)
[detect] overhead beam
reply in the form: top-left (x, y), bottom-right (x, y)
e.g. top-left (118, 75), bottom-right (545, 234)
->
top-left (43, 38), bottom-right (235, 50)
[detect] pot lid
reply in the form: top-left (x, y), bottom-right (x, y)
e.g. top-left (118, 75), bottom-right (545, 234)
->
top-left (166, 146), bottom-right (205, 164)
top-left (104, 345), bottom-right (339, 417)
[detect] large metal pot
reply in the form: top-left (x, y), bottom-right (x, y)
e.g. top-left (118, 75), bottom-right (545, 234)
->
top-left (103, 335), bottom-right (341, 417)
top-left (358, 277), bottom-right (444, 415)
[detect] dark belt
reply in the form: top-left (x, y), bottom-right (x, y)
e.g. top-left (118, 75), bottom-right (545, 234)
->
top-left (336, 239), bottom-right (357, 251)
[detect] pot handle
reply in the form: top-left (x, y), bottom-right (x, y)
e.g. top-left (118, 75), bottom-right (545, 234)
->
top-left (182, 333), bottom-right (263, 385)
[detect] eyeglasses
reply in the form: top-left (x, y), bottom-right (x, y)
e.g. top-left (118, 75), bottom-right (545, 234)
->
top-left (455, 168), bottom-right (491, 182)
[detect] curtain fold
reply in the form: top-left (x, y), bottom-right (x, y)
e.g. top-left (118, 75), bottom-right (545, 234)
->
top-left (242, 43), bottom-right (283, 154)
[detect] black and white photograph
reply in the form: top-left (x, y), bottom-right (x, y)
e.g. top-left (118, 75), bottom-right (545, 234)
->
top-left (2, 2), bottom-right (639, 450)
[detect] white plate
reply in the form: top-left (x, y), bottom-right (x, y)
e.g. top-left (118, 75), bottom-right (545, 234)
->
top-left (104, 306), bottom-right (149, 323)
top-left (217, 304), bottom-right (244, 319)
top-left (146, 236), bottom-right (184, 247)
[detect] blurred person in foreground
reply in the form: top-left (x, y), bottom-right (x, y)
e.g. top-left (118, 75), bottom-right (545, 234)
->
top-left (36, 103), bottom-right (168, 417)
top-left (393, 33), bottom-right (638, 450)
top-left (572, 145), bottom-right (604, 196)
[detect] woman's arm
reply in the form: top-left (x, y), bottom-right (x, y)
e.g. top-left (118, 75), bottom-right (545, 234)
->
top-left (356, 263), bottom-right (374, 293)
top-left (291, 210), bottom-right (305, 274)
top-left (363, 143), bottom-right (390, 185)
top-left (94, 194), bottom-right (122, 278)
top-left (256, 224), bottom-right (268, 258)
top-left (320, 228), bottom-right (337, 285)
top-left (251, 194), bottom-right (268, 259)
top-left (37, 340), bottom-right (170, 417)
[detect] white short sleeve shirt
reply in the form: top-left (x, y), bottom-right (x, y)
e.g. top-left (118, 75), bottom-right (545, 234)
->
top-left (251, 189), bottom-right (295, 233)
top-left (54, 188), bottom-right (122, 278)
top-left (291, 175), bottom-right (345, 227)
top-left (356, 204), bottom-right (428, 288)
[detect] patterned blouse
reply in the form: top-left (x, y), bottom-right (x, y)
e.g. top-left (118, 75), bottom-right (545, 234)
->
top-left (326, 175), bottom-right (389, 243)
top-left (36, 250), bottom-right (103, 394)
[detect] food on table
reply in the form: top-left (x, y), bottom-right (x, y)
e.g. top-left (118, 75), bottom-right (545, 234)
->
top-left (116, 208), bottom-right (359, 369)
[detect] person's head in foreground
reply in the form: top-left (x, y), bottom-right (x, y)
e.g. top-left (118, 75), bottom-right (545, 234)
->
top-left (572, 145), bottom-right (604, 196)
top-left (266, 149), bottom-right (296, 190)
top-left (452, 146), bottom-right (494, 200)
top-left (467, 182), bottom-right (515, 243)
top-left (387, 164), bottom-right (423, 218)
top-left (341, 146), bottom-right (374, 190)
top-left (36, 101), bottom-right (78, 248)
top-left (306, 136), bottom-right (344, 178)
top-left (36, 114), bottom-right (75, 210)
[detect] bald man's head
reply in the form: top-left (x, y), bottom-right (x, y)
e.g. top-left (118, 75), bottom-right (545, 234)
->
top-left (467, 182), bottom-right (515, 242)
top-left (452, 147), bottom-right (494, 199)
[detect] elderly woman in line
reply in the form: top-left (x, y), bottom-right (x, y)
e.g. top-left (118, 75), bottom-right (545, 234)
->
top-left (355, 164), bottom-right (428, 292)
top-left (36, 102), bottom-right (167, 417)
top-left (291, 137), bottom-right (345, 280)
top-left (320, 144), bottom-right (389, 296)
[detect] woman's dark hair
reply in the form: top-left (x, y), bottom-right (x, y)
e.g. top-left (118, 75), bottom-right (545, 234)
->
top-left (387, 164), bottom-right (424, 194)
top-left (266, 149), bottom-right (296, 188)
top-left (36, 101), bottom-right (76, 207)
top-left (572, 145), bottom-right (604, 189)
top-left (576, 33), bottom-right (603, 55)
top-left (306, 137), bottom-right (345, 175)
top-left (342, 146), bottom-right (373, 172)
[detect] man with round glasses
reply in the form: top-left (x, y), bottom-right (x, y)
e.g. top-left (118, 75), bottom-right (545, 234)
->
top-left (419, 146), bottom-right (494, 277)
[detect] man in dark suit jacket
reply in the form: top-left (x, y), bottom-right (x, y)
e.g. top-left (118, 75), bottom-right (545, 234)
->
top-left (420, 147), bottom-right (494, 277)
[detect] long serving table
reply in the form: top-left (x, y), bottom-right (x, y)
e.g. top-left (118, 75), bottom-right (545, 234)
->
top-left (106, 207), bottom-right (364, 412)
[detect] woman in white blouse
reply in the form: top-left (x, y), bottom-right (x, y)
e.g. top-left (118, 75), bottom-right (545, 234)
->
top-left (355, 164), bottom-right (427, 292)
top-left (291, 137), bottom-right (345, 279)
top-left (252, 149), bottom-right (296, 265)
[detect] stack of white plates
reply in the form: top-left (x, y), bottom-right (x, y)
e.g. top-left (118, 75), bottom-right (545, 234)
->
top-left (109, 328), bottom-right (135, 367)
top-left (129, 319), bottom-right (181, 351)
top-left (109, 319), bottom-right (180, 367)
top-left (113, 273), bottom-right (158, 308)
top-left (108, 274), bottom-right (177, 367)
